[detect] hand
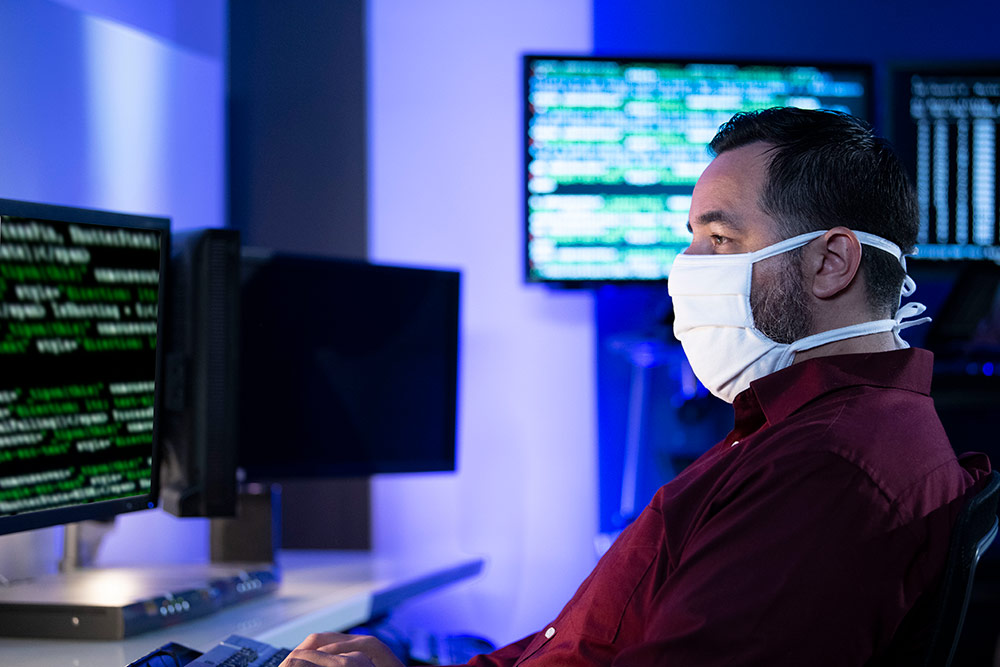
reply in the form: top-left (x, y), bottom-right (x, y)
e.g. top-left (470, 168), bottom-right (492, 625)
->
top-left (279, 632), bottom-right (406, 667)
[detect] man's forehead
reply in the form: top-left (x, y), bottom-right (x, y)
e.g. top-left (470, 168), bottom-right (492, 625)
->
top-left (688, 145), bottom-right (773, 229)
top-left (699, 142), bottom-right (773, 185)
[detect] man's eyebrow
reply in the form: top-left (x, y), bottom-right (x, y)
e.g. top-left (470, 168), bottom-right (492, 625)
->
top-left (686, 211), bottom-right (744, 232)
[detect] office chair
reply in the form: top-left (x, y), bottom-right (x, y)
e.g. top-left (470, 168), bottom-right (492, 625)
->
top-left (918, 470), bottom-right (1000, 667)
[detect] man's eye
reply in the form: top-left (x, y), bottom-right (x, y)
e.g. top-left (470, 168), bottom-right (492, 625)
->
top-left (710, 234), bottom-right (728, 246)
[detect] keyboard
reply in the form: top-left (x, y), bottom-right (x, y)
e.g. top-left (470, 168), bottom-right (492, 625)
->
top-left (128, 634), bottom-right (290, 667)
top-left (185, 634), bottom-right (290, 667)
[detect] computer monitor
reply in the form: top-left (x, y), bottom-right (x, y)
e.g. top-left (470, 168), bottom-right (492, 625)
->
top-left (523, 55), bottom-right (874, 284)
top-left (159, 228), bottom-right (241, 518)
top-left (887, 63), bottom-right (1000, 262)
top-left (236, 251), bottom-right (460, 480)
top-left (0, 209), bottom-right (281, 640)
top-left (0, 198), bottom-right (168, 536)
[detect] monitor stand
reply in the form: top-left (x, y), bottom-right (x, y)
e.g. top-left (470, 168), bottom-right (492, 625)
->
top-left (58, 520), bottom-right (112, 572)
top-left (0, 518), bottom-right (279, 640)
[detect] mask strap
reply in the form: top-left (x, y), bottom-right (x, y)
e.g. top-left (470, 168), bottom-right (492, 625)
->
top-left (777, 296), bottom-right (932, 367)
top-left (774, 318), bottom-right (898, 367)
top-left (854, 231), bottom-right (918, 297)
top-left (854, 231), bottom-right (903, 261)
top-left (785, 318), bottom-right (898, 354)
top-left (748, 231), bottom-right (826, 263)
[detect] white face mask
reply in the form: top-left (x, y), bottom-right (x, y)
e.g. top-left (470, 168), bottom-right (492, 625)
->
top-left (667, 230), bottom-right (930, 403)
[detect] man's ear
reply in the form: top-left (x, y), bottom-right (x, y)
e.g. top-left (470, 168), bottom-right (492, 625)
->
top-left (808, 227), bottom-right (862, 300)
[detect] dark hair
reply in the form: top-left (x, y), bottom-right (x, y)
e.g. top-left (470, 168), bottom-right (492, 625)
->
top-left (709, 107), bottom-right (918, 317)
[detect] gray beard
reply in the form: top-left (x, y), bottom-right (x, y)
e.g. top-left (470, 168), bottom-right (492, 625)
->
top-left (750, 249), bottom-right (813, 345)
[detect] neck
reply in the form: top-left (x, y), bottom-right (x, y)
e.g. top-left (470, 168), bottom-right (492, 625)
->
top-left (792, 330), bottom-right (902, 365)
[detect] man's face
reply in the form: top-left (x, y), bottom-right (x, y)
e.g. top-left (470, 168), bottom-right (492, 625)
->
top-left (685, 141), bottom-right (812, 343)
top-left (685, 141), bottom-right (780, 256)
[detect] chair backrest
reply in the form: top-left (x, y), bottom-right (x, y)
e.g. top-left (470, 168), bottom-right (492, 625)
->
top-left (921, 470), bottom-right (1000, 667)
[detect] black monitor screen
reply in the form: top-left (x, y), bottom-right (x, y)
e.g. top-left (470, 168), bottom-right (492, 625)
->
top-left (524, 55), bottom-right (874, 283)
top-left (889, 64), bottom-right (1000, 263)
top-left (237, 252), bottom-right (460, 479)
top-left (0, 199), bottom-right (168, 535)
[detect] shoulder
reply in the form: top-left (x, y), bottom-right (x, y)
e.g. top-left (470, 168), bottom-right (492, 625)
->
top-left (742, 383), bottom-right (962, 523)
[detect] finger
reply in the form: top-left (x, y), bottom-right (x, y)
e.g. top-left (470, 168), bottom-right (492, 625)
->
top-left (317, 636), bottom-right (404, 667)
top-left (296, 632), bottom-right (357, 651)
top-left (280, 648), bottom-right (374, 666)
top-left (317, 636), bottom-right (382, 654)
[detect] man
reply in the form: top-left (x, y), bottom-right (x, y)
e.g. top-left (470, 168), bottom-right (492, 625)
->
top-left (280, 108), bottom-right (991, 666)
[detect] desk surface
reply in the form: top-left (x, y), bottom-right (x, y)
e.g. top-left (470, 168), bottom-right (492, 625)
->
top-left (0, 549), bottom-right (484, 667)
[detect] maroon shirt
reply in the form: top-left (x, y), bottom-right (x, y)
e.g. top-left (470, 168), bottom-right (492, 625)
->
top-left (465, 349), bottom-right (991, 667)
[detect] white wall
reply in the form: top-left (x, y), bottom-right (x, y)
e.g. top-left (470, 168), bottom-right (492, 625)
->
top-left (0, 0), bottom-right (224, 231)
top-left (368, 0), bottom-right (598, 645)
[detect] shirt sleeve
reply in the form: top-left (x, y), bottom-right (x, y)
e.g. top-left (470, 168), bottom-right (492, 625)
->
top-left (435, 633), bottom-right (536, 667)
top-left (613, 450), bottom-right (935, 666)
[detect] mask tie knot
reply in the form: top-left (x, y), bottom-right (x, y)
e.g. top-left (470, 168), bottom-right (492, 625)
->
top-left (894, 301), bottom-right (931, 332)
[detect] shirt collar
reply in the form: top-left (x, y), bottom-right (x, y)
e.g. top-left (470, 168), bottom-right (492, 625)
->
top-left (732, 348), bottom-right (934, 434)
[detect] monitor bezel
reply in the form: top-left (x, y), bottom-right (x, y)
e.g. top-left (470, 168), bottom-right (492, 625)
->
top-left (0, 198), bottom-right (170, 536)
top-left (522, 53), bottom-right (876, 286)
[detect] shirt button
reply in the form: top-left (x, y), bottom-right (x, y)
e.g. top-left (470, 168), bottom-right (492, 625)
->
top-left (731, 440), bottom-right (740, 447)
top-left (545, 626), bottom-right (556, 639)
